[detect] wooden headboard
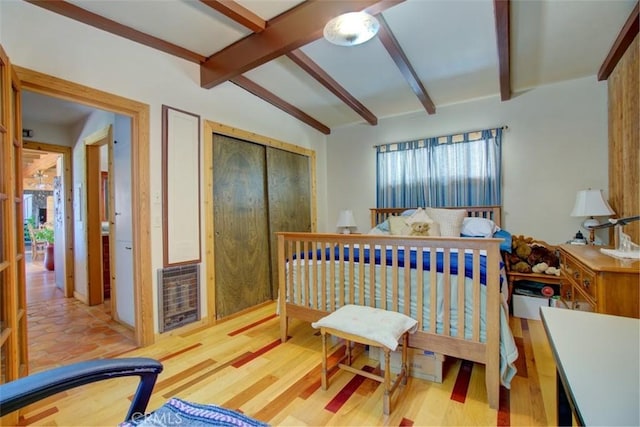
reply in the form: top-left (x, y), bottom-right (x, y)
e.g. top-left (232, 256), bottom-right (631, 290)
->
top-left (370, 206), bottom-right (502, 229)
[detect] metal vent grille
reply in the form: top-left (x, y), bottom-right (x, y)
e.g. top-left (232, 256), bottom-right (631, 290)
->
top-left (158, 264), bottom-right (200, 332)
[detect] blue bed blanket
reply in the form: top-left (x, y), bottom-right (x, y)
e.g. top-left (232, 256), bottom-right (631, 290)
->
top-left (294, 245), bottom-right (503, 285)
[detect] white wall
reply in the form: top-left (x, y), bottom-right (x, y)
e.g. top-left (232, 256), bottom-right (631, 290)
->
top-left (1, 0), bottom-right (327, 330)
top-left (22, 119), bottom-right (74, 147)
top-left (326, 76), bottom-right (610, 245)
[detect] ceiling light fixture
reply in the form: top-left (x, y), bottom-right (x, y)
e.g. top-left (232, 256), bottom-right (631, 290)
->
top-left (323, 12), bottom-right (380, 47)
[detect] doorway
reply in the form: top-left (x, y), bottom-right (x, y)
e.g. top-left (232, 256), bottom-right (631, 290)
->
top-left (22, 141), bottom-right (73, 297)
top-left (16, 66), bottom-right (154, 346)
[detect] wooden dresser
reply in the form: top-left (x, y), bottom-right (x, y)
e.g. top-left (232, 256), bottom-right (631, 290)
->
top-left (558, 244), bottom-right (639, 318)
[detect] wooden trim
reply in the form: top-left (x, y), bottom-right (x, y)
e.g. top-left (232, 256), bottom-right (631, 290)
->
top-left (598, 2), bottom-right (639, 81)
top-left (85, 143), bottom-right (103, 306)
top-left (161, 105), bottom-right (202, 267)
top-left (203, 121), bottom-right (216, 326)
top-left (230, 75), bottom-right (330, 135)
top-left (25, 0), bottom-right (206, 64)
top-left (15, 66), bottom-right (153, 346)
top-left (83, 125), bottom-right (111, 145)
top-left (286, 50), bottom-right (378, 126)
top-left (203, 119), bottom-right (317, 324)
top-left (493, 0), bottom-right (511, 101)
top-left (377, 14), bottom-right (436, 115)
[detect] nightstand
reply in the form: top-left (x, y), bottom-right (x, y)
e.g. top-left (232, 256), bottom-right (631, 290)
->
top-left (558, 244), bottom-right (640, 318)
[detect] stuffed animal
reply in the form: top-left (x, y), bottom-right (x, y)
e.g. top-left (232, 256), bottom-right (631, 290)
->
top-left (527, 245), bottom-right (560, 268)
top-left (512, 261), bottom-right (532, 273)
top-left (515, 242), bottom-right (532, 260)
top-left (545, 266), bottom-right (561, 276)
top-left (409, 222), bottom-right (430, 236)
top-left (531, 262), bottom-right (549, 274)
top-left (508, 235), bottom-right (561, 275)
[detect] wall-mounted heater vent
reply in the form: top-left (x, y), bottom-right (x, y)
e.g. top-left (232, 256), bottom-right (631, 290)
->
top-left (158, 264), bottom-right (200, 333)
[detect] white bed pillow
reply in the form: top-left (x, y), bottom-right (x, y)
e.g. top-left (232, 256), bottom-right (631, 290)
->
top-left (405, 207), bottom-right (433, 224)
top-left (388, 216), bottom-right (411, 235)
top-left (425, 207), bottom-right (467, 237)
top-left (368, 226), bottom-right (390, 235)
top-left (461, 217), bottom-right (500, 237)
top-left (388, 215), bottom-right (440, 236)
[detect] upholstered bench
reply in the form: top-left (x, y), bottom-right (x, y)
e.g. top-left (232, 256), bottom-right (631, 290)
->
top-left (312, 304), bottom-right (418, 415)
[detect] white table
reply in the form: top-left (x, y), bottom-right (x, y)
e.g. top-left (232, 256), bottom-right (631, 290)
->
top-left (540, 306), bottom-right (640, 426)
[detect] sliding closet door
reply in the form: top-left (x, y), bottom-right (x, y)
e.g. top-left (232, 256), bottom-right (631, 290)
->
top-left (212, 135), bottom-right (271, 319)
top-left (266, 147), bottom-right (311, 296)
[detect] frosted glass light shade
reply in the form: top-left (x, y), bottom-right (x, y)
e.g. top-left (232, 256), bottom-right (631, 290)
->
top-left (570, 189), bottom-right (614, 217)
top-left (323, 12), bottom-right (379, 46)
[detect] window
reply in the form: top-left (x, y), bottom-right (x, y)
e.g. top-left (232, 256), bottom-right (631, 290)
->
top-left (376, 128), bottom-right (502, 208)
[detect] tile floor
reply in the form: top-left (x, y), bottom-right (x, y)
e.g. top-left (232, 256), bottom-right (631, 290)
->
top-left (26, 255), bottom-right (137, 373)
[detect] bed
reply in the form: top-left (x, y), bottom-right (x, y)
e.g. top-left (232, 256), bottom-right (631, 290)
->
top-left (276, 206), bottom-right (517, 409)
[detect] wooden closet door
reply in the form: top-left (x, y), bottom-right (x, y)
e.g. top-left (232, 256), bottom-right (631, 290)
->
top-left (266, 147), bottom-right (311, 296)
top-left (213, 135), bottom-right (271, 319)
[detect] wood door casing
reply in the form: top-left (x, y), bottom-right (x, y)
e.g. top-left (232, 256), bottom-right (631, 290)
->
top-left (266, 147), bottom-right (311, 296)
top-left (213, 135), bottom-right (271, 319)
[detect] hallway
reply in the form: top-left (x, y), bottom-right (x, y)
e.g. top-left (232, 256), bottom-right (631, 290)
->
top-left (26, 255), bottom-right (137, 373)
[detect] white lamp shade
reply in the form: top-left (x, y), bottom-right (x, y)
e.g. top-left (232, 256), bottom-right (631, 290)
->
top-left (336, 209), bottom-right (357, 229)
top-left (570, 189), bottom-right (614, 217)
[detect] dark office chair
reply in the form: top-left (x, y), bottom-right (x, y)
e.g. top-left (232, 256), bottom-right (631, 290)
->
top-left (0, 357), bottom-right (269, 426)
top-left (0, 358), bottom-right (163, 422)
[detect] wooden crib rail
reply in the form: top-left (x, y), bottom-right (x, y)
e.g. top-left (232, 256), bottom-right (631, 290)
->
top-left (276, 231), bottom-right (503, 409)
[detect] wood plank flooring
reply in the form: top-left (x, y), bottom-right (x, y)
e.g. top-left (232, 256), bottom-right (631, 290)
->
top-left (16, 302), bottom-right (558, 426)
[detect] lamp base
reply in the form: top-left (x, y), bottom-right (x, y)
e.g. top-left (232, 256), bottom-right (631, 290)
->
top-left (341, 228), bottom-right (351, 235)
top-left (583, 217), bottom-right (600, 244)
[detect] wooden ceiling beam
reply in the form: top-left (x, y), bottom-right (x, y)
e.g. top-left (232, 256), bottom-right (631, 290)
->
top-left (598, 2), bottom-right (639, 81)
top-left (201, 0), bottom-right (404, 89)
top-left (286, 50), bottom-right (378, 126)
top-left (25, 0), bottom-right (206, 63)
top-left (376, 14), bottom-right (435, 114)
top-left (493, 0), bottom-right (511, 101)
top-left (200, 0), bottom-right (266, 33)
top-left (23, 153), bottom-right (60, 179)
top-left (231, 75), bottom-right (331, 135)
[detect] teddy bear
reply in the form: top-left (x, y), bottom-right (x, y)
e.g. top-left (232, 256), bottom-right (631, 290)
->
top-left (532, 262), bottom-right (561, 276)
top-left (409, 222), bottom-right (430, 236)
top-left (527, 245), bottom-right (560, 268)
top-left (511, 261), bottom-right (532, 273)
top-left (507, 235), bottom-right (560, 275)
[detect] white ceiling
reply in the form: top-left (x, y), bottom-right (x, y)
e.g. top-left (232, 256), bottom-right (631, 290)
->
top-left (21, 0), bottom-right (637, 133)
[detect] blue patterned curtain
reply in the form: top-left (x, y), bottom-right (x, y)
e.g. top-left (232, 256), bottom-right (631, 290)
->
top-left (376, 128), bottom-right (502, 208)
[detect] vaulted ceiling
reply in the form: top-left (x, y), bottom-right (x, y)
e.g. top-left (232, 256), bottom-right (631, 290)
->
top-left (23, 0), bottom-right (639, 135)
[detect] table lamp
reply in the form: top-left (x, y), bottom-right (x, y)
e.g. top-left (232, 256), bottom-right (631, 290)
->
top-left (336, 209), bottom-right (357, 234)
top-left (570, 189), bottom-right (614, 244)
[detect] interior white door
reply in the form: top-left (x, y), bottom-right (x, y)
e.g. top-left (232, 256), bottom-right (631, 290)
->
top-left (113, 115), bottom-right (134, 326)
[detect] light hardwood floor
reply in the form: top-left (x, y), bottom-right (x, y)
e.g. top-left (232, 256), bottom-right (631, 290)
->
top-left (17, 302), bottom-right (557, 426)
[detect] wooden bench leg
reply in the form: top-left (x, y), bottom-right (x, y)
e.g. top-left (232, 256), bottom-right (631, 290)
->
top-left (401, 332), bottom-right (408, 385)
top-left (383, 348), bottom-right (391, 416)
top-left (321, 330), bottom-right (328, 390)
